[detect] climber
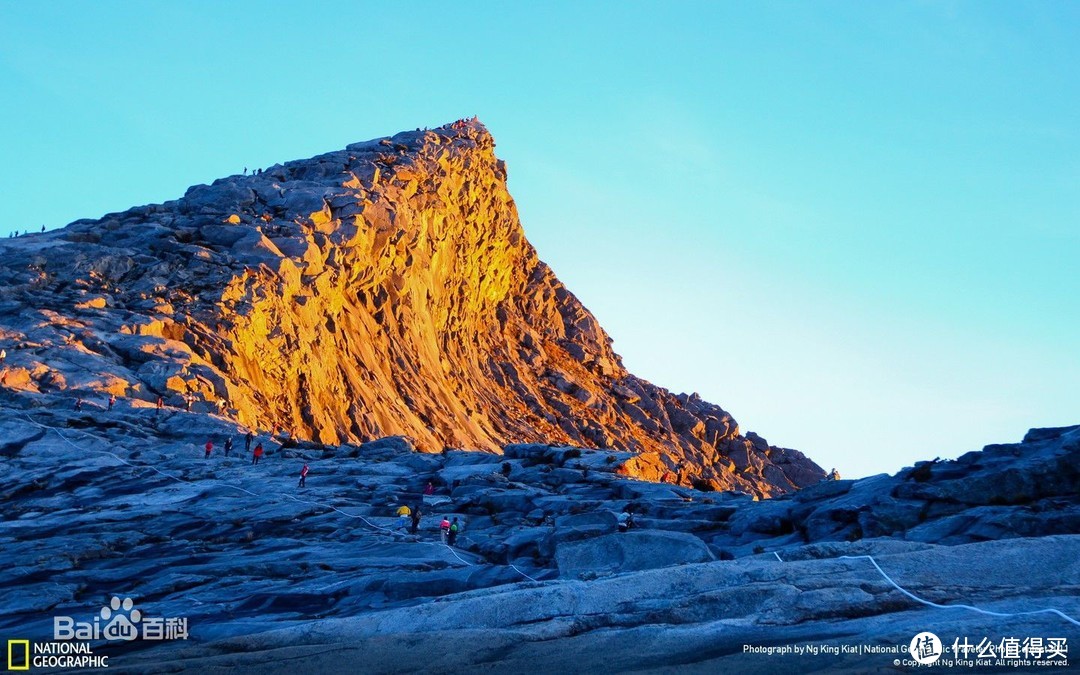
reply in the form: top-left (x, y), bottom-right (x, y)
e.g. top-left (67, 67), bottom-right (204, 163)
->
top-left (224, 437), bottom-right (233, 457)
top-left (156, 396), bottom-right (164, 411)
top-left (243, 167), bottom-right (248, 175)
top-left (828, 468), bottom-right (841, 481)
top-left (245, 430), bottom-right (254, 452)
top-left (40, 225), bottom-right (45, 233)
top-left (396, 504), bottom-right (412, 532)
top-left (107, 394), bottom-right (116, 411)
top-left (424, 481), bottom-right (435, 496)
top-left (0, 348), bottom-right (6, 363)
top-left (252, 442), bottom-right (264, 465)
top-left (204, 440), bottom-right (213, 459)
top-left (447, 517), bottom-right (461, 546)
top-left (184, 394), bottom-right (193, 412)
top-left (617, 509), bottom-right (635, 533)
top-left (440, 516), bottom-right (451, 544)
top-left (409, 505), bottom-right (422, 534)
top-left (298, 463), bottom-right (309, 488)
top-left (74, 398), bottom-right (83, 411)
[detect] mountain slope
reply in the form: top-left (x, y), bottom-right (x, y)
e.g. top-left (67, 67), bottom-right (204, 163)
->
top-left (0, 119), bottom-right (823, 496)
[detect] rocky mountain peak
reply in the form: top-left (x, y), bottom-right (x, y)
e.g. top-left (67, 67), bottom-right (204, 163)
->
top-left (0, 119), bottom-right (824, 497)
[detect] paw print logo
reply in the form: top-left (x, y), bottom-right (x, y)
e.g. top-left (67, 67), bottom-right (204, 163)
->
top-left (101, 596), bottom-right (141, 641)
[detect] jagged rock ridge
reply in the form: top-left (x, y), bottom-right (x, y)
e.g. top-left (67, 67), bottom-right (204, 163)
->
top-left (0, 119), bottom-right (823, 496)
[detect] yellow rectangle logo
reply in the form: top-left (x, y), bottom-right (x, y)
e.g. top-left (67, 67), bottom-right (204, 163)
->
top-left (7, 639), bottom-right (30, 670)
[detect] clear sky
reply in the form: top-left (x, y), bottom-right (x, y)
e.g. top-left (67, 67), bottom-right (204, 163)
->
top-left (2, 2), bottom-right (1077, 478)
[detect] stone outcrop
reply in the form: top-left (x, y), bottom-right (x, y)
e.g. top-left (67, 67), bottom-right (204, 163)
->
top-left (0, 119), bottom-right (823, 496)
top-left (724, 423), bottom-right (1080, 548)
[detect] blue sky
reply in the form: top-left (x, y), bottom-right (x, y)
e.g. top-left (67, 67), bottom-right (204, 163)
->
top-left (2, 2), bottom-right (1077, 477)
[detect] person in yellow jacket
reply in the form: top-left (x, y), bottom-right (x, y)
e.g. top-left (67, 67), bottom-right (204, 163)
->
top-left (396, 505), bottom-right (411, 532)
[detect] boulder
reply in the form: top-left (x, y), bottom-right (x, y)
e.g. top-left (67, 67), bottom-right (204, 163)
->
top-left (555, 530), bottom-right (715, 578)
top-left (552, 510), bottom-right (619, 544)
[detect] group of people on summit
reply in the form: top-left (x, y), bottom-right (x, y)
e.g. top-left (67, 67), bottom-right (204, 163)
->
top-left (443, 117), bottom-right (476, 130)
top-left (5, 225), bottom-right (46, 237)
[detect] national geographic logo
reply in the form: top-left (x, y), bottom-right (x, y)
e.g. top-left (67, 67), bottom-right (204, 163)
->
top-left (4, 639), bottom-right (108, 670)
top-left (7, 639), bottom-right (30, 670)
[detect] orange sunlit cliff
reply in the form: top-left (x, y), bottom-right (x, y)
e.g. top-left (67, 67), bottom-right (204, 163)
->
top-left (0, 120), bottom-right (824, 497)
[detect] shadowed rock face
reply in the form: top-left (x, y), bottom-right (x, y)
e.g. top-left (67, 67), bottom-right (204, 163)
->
top-left (0, 119), bottom-right (823, 496)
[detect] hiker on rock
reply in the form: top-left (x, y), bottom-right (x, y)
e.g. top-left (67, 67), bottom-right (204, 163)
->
top-left (0, 349), bottom-right (6, 363)
top-left (440, 516), bottom-right (451, 543)
top-left (396, 504), bottom-right (412, 532)
top-left (298, 463), bottom-right (309, 488)
top-left (156, 396), bottom-right (164, 411)
top-left (184, 394), bottom-right (193, 412)
top-left (74, 398), bottom-right (83, 411)
top-left (424, 482), bottom-right (435, 496)
top-left (245, 431), bottom-right (254, 452)
top-left (828, 468), bottom-right (841, 481)
top-left (224, 437), bottom-right (233, 457)
top-left (618, 509), bottom-right (635, 533)
top-left (447, 517), bottom-right (461, 546)
top-left (108, 395), bottom-right (116, 411)
top-left (204, 440), bottom-right (213, 459)
top-left (252, 442), bottom-right (264, 465)
top-left (409, 506), bottom-right (422, 534)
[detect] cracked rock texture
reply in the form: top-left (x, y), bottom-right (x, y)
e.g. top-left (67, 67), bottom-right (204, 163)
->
top-left (0, 401), bottom-right (1076, 674)
top-left (0, 119), bottom-right (822, 497)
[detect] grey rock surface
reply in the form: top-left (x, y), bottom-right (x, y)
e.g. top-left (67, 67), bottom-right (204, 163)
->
top-left (0, 395), bottom-right (1077, 672)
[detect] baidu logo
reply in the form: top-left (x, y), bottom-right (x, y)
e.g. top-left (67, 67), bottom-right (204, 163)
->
top-left (54, 596), bottom-right (187, 641)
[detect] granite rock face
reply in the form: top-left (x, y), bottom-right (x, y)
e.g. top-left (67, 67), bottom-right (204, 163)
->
top-left (0, 403), bottom-right (1076, 673)
top-left (0, 119), bottom-right (823, 496)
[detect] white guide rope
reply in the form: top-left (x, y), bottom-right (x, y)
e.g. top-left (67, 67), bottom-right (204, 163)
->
top-left (769, 550), bottom-right (1080, 628)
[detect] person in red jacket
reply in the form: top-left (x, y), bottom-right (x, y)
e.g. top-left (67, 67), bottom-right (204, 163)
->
top-left (252, 443), bottom-right (264, 465)
top-left (440, 516), bottom-right (451, 544)
top-left (298, 463), bottom-right (309, 488)
top-left (204, 440), bottom-right (213, 459)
